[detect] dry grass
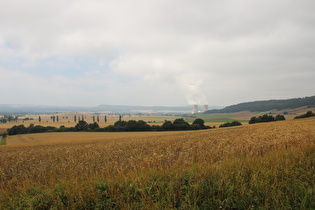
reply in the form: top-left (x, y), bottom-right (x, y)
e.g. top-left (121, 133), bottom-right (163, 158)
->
top-left (0, 118), bottom-right (314, 208)
top-left (0, 128), bottom-right (7, 133)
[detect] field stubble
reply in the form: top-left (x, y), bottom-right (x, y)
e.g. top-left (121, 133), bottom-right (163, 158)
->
top-left (0, 118), bottom-right (314, 209)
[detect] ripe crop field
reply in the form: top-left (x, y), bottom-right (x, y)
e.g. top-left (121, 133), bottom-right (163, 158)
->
top-left (1, 118), bottom-right (315, 209)
top-left (5, 131), bottom-right (194, 146)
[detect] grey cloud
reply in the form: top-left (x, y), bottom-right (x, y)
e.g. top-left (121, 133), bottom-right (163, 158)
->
top-left (0, 0), bottom-right (314, 106)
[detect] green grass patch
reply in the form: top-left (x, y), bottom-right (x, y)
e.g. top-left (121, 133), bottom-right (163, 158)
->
top-left (189, 114), bottom-right (238, 118)
top-left (0, 135), bottom-right (6, 145)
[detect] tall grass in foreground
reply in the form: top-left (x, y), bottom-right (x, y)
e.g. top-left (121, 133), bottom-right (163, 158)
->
top-left (0, 118), bottom-right (314, 209)
top-left (0, 134), bottom-right (6, 145)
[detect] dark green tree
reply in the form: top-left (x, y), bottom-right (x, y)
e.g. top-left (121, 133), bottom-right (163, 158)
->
top-left (294, 111), bottom-right (315, 119)
top-left (275, 115), bottom-right (286, 121)
top-left (7, 115), bottom-right (14, 123)
top-left (32, 125), bottom-right (47, 133)
top-left (0, 118), bottom-right (7, 123)
top-left (75, 120), bottom-right (88, 131)
top-left (173, 118), bottom-right (190, 130)
top-left (38, 116), bottom-right (41, 123)
top-left (114, 120), bottom-right (127, 127)
top-left (88, 122), bottom-right (99, 130)
top-left (162, 120), bottom-right (174, 131)
top-left (7, 125), bottom-right (27, 135)
top-left (219, 121), bottom-right (242, 128)
top-left (27, 123), bottom-right (35, 133)
top-left (192, 118), bottom-right (205, 128)
top-left (249, 117), bottom-right (257, 124)
top-left (306, 111), bottom-right (313, 117)
top-left (126, 120), bottom-right (137, 131)
top-left (136, 120), bottom-right (150, 131)
top-left (114, 120), bottom-right (127, 131)
top-left (74, 115), bottom-right (77, 122)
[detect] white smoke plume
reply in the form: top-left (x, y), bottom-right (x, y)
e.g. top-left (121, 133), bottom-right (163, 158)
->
top-left (186, 84), bottom-right (208, 105)
top-left (180, 75), bottom-right (208, 105)
top-left (176, 73), bottom-right (209, 105)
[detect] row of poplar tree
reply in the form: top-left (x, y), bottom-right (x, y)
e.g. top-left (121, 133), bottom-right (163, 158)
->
top-left (38, 115), bottom-right (113, 123)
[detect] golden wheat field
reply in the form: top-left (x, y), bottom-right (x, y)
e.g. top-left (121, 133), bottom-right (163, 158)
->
top-left (1, 117), bottom-right (314, 183)
top-left (1, 118), bottom-right (314, 209)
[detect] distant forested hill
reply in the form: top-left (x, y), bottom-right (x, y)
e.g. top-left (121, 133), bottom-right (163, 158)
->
top-left (205, 96), bottom-right (315, 113)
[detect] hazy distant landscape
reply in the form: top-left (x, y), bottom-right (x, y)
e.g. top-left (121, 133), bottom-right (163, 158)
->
top-left (0, 104), bottom-right (222, 114)
top-left (1, 95), bottom-right (314, 114)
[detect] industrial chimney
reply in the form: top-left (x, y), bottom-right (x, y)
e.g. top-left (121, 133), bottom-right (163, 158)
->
top-left (192, 105), bottom-right (198, 114)
top-left (203, 105), bottom-right (208, 112)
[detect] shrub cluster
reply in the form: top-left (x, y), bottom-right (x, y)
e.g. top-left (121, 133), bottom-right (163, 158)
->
top-left (249, 114), bottom-right (286, 124)
top-left (7, 118), bottom-right (212, 135)
top-left (161, 118), bottom-right (212, 131)
top-left (7, 124), bottom-right (57, 135)
top-left (7, 121), bottom-right (99, 135)
top-left (294, 111), bottom-right (315, 119)
top-left (219, 121), bottom-right (242, 128)
top-left (95, 120), bottom-right (151, 132)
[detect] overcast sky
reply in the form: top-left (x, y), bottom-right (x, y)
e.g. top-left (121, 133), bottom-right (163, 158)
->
top-left (1, 0), bottom-right (314, 107)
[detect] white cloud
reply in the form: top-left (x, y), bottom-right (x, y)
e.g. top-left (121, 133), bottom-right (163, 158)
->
top-left (0, 0), bottom-right (315, 107)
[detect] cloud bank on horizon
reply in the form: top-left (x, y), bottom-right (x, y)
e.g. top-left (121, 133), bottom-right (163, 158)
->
top-left (1, 0), bottom-right (315, 107)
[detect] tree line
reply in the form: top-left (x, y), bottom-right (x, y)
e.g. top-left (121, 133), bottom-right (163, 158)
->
top-left (294, 111), bottom-right (315, 119)
top-left (205, 95), bottom-right (315, 113)
top-left (7, 118), bottom-right (213, 135)
top-left (0, 115), bottom-right (18, 123)
top-left (219, 121), bottom-right (242, 128)
top-left (249, 114), bottom-right (286, 124)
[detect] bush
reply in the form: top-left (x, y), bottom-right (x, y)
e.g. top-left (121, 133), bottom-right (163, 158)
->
top-left (294, 111), bottom-right (315, 119)
top-left (219, 121), bottom-right (242, 128)
top-left (192, 118), bottom-right (206, 129)
top-left (75, 120), bottom-right (89, 131)
top-left (151, 125), bottom-right (163, 131)
top-left (191, 124), bottom-right (201, 130)
top-left (45, 126), bottom-right (57, 132)
top-left (7, 118), bottom-right (211, 135)
top-left (275, 115), bottom-right (286, 121)
top-left (8, 125), bottom-right (27, 135)
top-left (249, 114), bottom-right (285, 124)
top-left (32, 125), bottom-right (48, 133)
top-left (104, 125), bottom-right (117, 132)
top-left (173, 118), bottom-right (190, 130)
top-left (88, 122), bottom-right (99, 130)
top-left (135, 120), bottom-right (151, 131)
top-left (162, 120), bottom-right (174, 131)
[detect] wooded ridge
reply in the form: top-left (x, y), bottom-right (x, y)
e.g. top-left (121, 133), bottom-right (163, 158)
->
top-left (205, 95), bottom-right (315, 113)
